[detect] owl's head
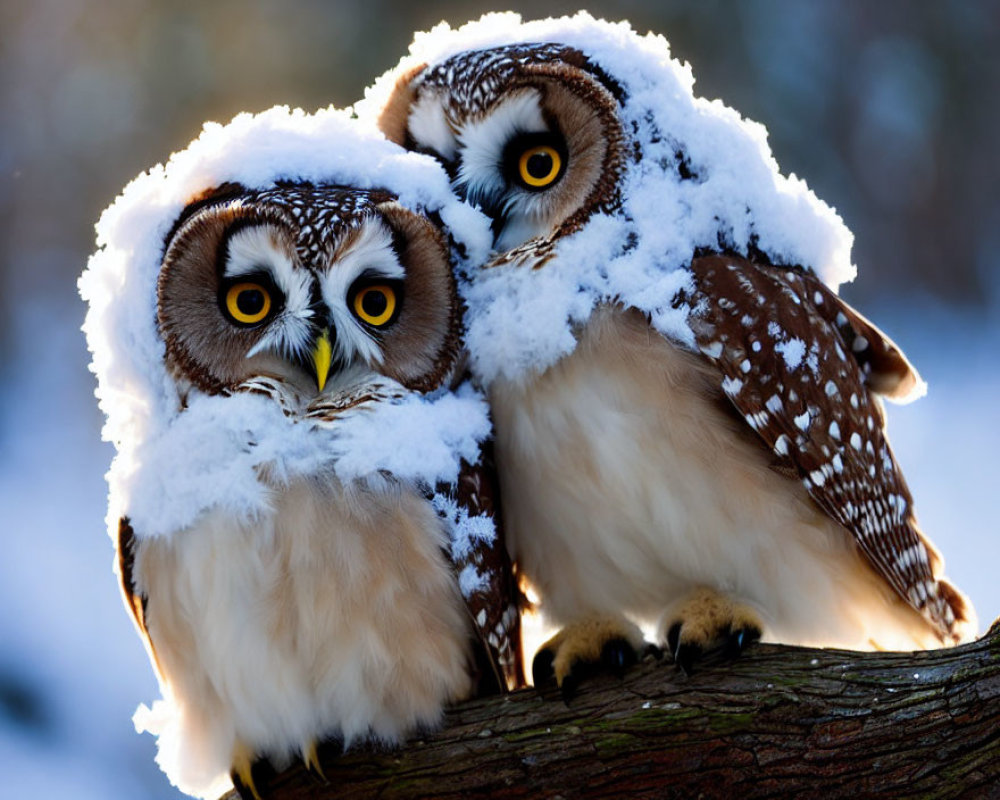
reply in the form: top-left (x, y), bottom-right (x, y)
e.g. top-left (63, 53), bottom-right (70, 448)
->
top-left (157, 182), bottom-right (459, 399)
top-left (378, 44), bottom-right (627, 252)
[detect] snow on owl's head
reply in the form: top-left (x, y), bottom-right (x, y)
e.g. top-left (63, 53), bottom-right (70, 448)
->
top-left (379, 42), bottom-right (626, 254)
top-left (366, 12), bottom-right (854, 286)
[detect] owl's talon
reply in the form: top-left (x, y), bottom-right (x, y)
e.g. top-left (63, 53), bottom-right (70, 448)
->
top-left (531, 647), bottom-right (556, 690)
top-left (666, 622), bottom-right (682, 659)
top-left (724, 625), bottom-right (762, 659)
top-left (661, 587), bottom-right (764, 673)
top-left (560, 671), bottom-right (579, 703)
top-left (303, 740), bottom-right (327, 783)
top-left (674, 642), bottom-right (702, 676)
top-left (601, 636), bottom-right (638, 678)
top-left (531, 614), bottom-right (646, 698)
top-left (668, 620), bottom-right (703, 674)
top-left (230, 758), bottom-right (263, 800)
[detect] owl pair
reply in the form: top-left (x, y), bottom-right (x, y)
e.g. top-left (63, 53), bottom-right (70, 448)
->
top-left (83, 12), bottom-right (976, 800)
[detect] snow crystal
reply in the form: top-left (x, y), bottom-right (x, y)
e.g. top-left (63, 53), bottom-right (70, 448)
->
top-left (702, 341), bottom-right (724, 359)
top-left (775, 338), bottom-right (807, 370)
top-left (721, 376), bottom-right (743, 395)
top-left (360, 12), bottom-right (857, 383)
top-left (458, 564), bottom-right (489, 597)
top-left (432, 492), bottom-right (497, 562)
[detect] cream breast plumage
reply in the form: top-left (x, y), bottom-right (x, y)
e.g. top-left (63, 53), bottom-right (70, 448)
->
top-left (80, 107), bottom-right (520, 799)
top-left (362, 12), bottom-right (976, 693)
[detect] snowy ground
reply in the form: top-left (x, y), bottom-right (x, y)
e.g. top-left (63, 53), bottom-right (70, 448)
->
top-left (0, 288), bottom-right (996, 799)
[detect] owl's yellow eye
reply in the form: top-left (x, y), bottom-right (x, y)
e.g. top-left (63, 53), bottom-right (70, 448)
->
top-left (518, 145), bottom-right (563, 188)
top-left (224, 282), bottom-right (272, 325)
top-left (352, 284), bottom-right (398, 327)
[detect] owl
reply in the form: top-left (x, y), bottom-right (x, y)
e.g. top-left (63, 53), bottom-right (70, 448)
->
top-left (81, 108), bottom-right (519, 799)
top-left (365, 13), bottom-right (977, 691)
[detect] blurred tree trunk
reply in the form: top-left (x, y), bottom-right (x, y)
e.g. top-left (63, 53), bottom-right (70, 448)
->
top-left (221, 620), bottom-right (1000, 800)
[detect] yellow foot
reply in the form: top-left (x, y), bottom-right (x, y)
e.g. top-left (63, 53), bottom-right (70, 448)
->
top-left (303, 739), bottom-right (327, 783)
top-left (659, 587), bottom-right (762, 675)
top-left (531, 614), bottom-right (650, 701)
top-left (230, 742), bottom-right (263, 800)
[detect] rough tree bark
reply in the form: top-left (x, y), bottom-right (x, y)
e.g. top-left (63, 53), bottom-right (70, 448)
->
top-left (221, 620), bottom-right (1000, 800)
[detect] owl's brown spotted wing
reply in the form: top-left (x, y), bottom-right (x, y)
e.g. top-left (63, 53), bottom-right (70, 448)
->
top-left (684, 254), bottom-right (970, 642)
top-left (115, 517), bottom-right (164, 673)
top-left (433, 439), bottom-right (524, 693)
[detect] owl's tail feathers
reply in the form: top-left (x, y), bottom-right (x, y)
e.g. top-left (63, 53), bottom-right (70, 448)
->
top-left (910, 522), bottom-right (977, 646)
top-left (937, 578), bottom-right (978, 645)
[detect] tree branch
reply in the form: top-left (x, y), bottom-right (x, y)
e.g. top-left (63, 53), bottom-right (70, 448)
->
top-left (221, 620), bottom-right (1000, 799)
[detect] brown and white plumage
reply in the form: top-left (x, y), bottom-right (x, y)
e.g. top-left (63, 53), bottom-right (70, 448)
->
top-left (685, 256), bottom-right (966, 637)
top-left (371, 16), bottom-right (975, 684)
top-left (106, 180), bottom-right (520, 798)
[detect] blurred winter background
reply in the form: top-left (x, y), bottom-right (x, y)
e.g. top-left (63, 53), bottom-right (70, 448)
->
top-left (1, 0), bottom-right (997, 797)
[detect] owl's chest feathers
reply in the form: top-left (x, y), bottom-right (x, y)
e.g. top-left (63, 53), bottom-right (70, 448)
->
top-left (491, 306), bottom-right (929, 649)
top-left (136, 476), bottom-right (472, 752)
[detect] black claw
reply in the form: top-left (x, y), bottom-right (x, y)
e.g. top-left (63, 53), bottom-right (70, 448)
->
top-left (601, 637), bottom-right (638, 678)
top-left (560, 670), bottom-right (579, 703)
top-left (666, 622), bottom-right (682, 659)
top-left (230, 772), bottom-right (250, 800)
top-left (230, 759), bottom-right (274, 800)
top-left (674, 642), bottom-right (702, 676)
top-left (724, 626), bottom-right (762, 659)
top-left (304, 760), bottom-right (327, 785)
top-left (532, 648), bottom-right (555, 689)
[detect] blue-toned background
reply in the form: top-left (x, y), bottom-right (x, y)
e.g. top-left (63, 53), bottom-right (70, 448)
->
top-left (1, 2), bottom-right (997, 797)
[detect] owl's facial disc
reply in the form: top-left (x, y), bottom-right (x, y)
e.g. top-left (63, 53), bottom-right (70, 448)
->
top-left (158, 188), bottom-right (458, 398)
top-left (447, 89), bottom-right (574, 250)
top-left (398, 58), bottom-right (624, 254)
top-left (235, 217), bottom-right (407, 394)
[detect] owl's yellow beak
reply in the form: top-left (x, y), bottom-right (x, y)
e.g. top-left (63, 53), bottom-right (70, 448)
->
top-left (311, 330), bottom-right (333, 392)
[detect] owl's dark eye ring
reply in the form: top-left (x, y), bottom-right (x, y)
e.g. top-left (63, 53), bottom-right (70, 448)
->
top-left (220, 277), bottom-right (280, 327)
top-left (504, 132), bottom-right (567, 192)
top-left (349, 279), bottom-right (403, 328)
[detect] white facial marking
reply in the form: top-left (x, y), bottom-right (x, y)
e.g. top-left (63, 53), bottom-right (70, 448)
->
top-left (320, 219), bottom-right (405, 367)
top-left (224, 224), bottom-right (314, 360)
top-left (449, 90), bottom-right (562, 250)
top-left (408, 89), bottom-right (459, 162)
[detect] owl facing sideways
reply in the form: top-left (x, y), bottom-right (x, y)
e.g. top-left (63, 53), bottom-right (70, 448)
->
top-left (81, 110), bottom-right (519, 800)
top-left (368, 13), bottom-right (977, 688)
